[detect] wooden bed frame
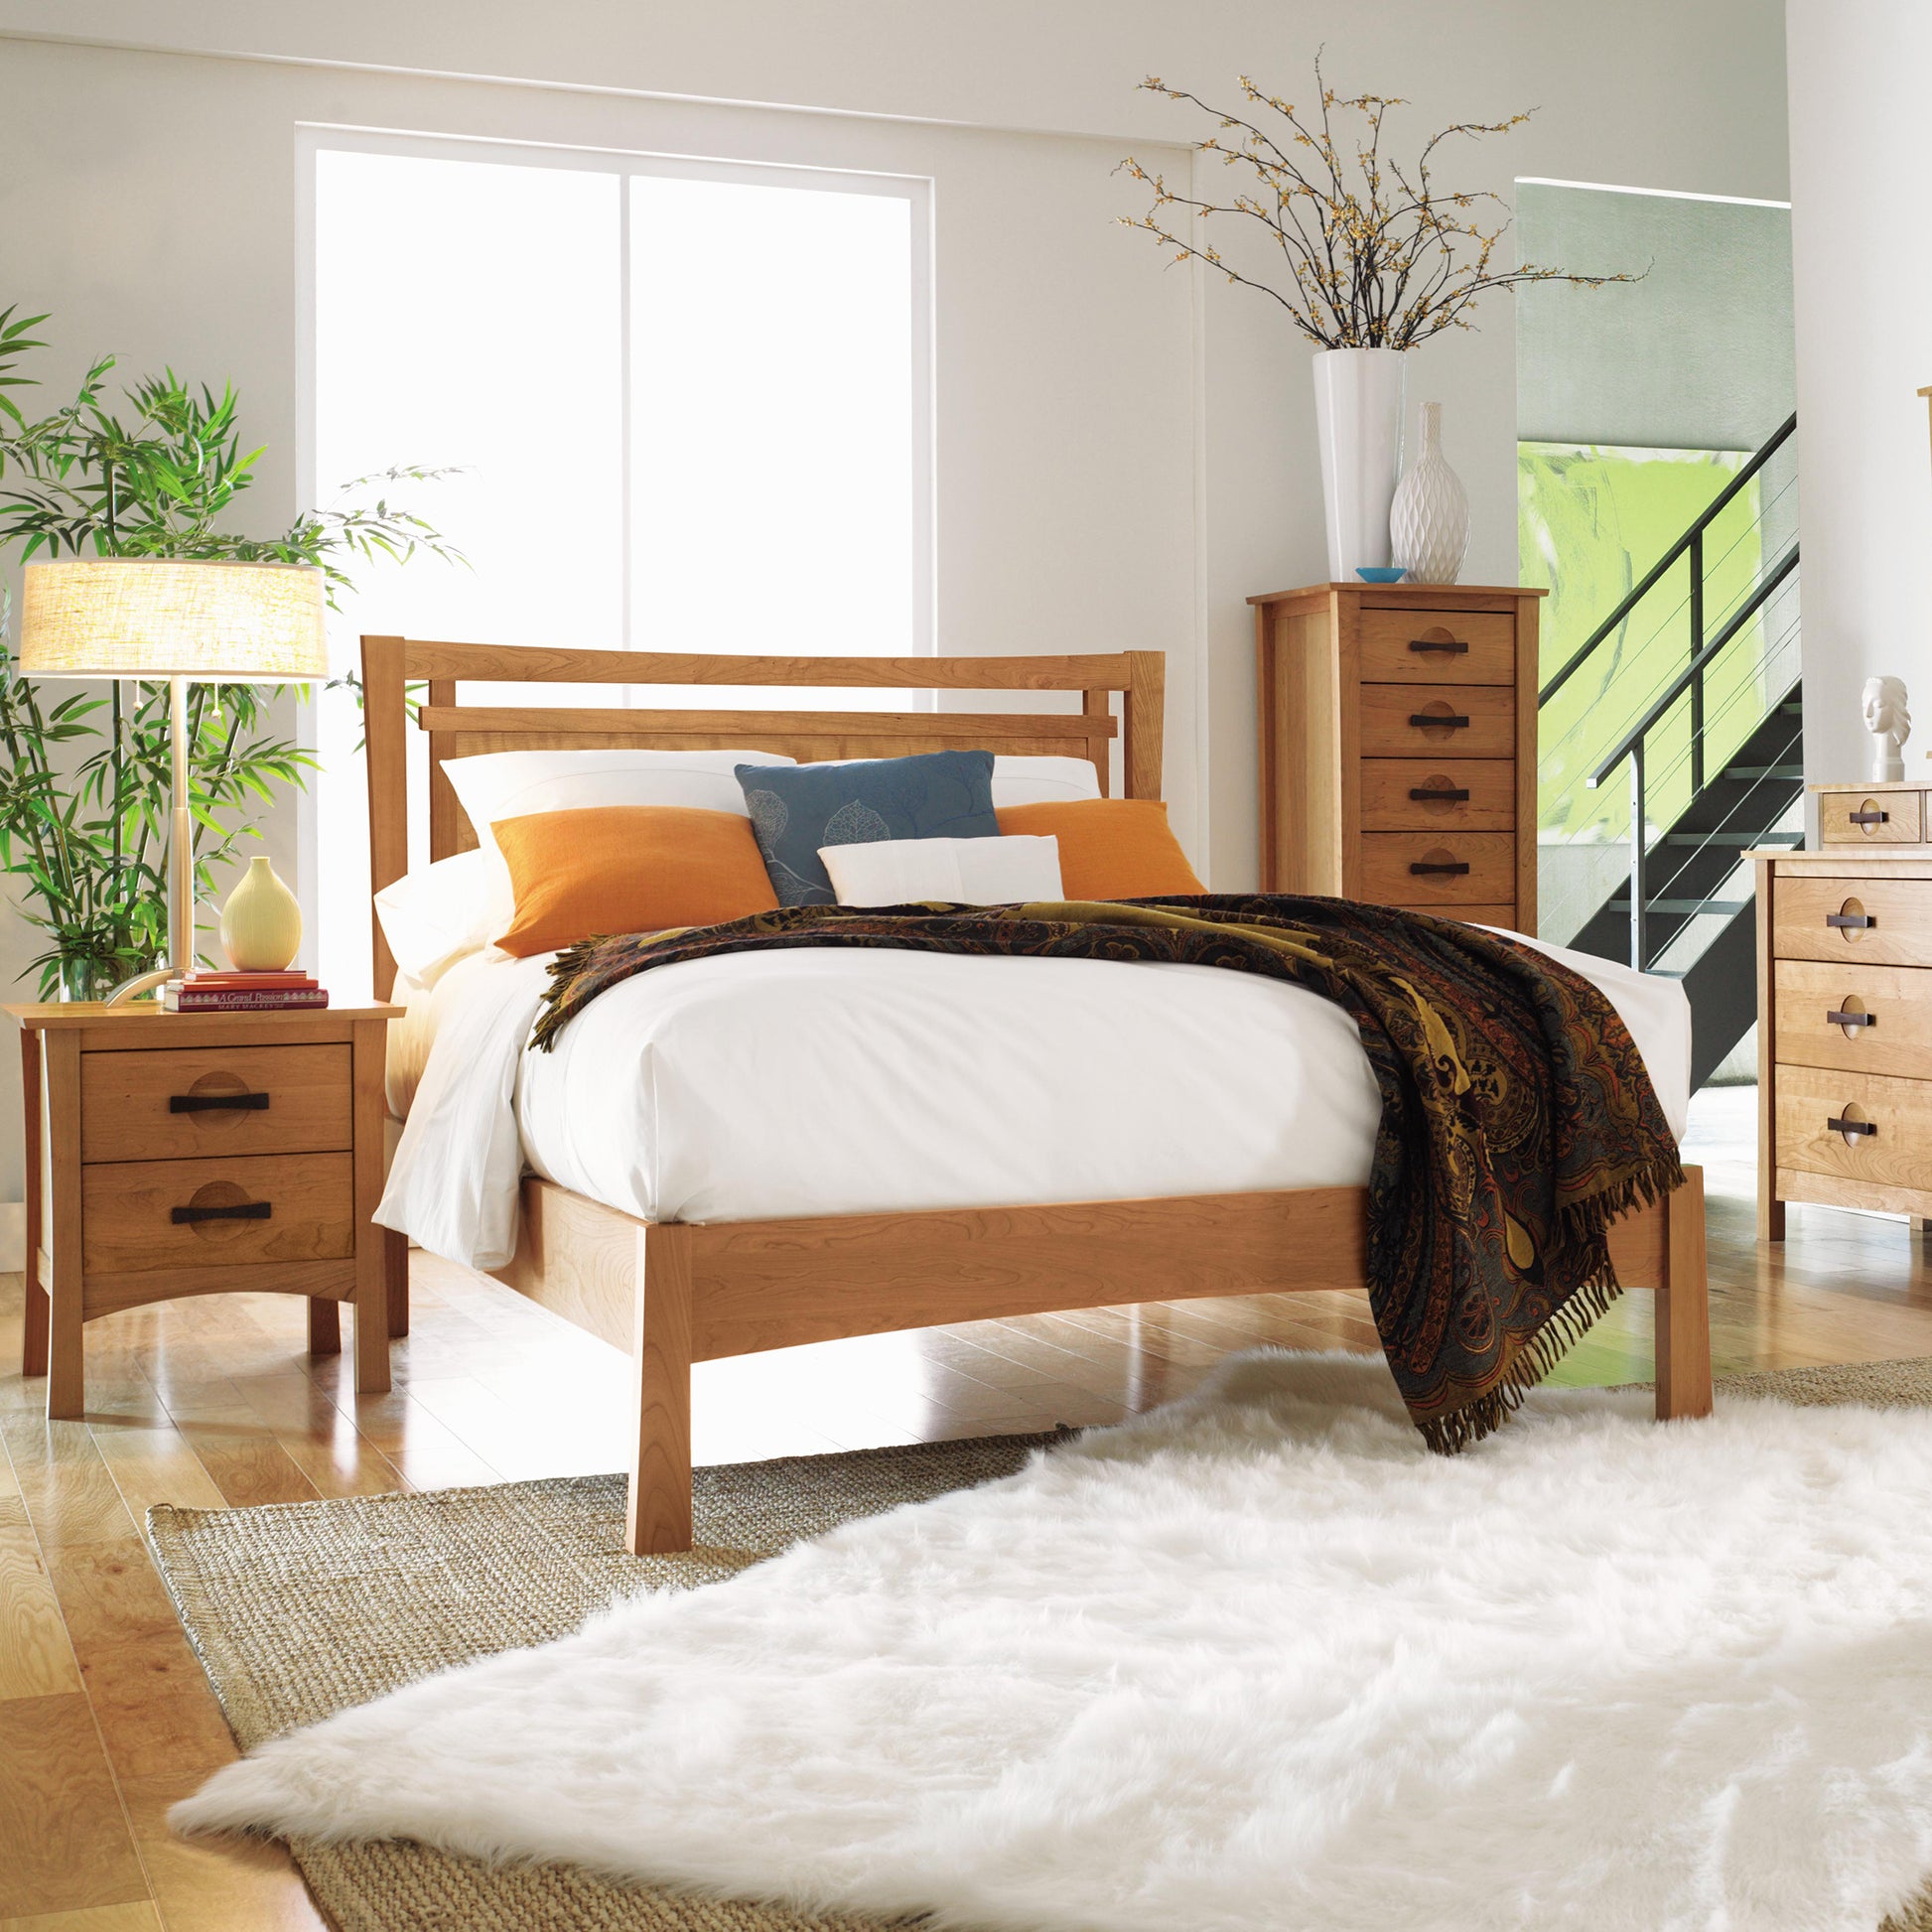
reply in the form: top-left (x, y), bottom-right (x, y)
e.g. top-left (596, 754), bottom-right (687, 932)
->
top-left (362, 635), bottom-right (1714, 1555)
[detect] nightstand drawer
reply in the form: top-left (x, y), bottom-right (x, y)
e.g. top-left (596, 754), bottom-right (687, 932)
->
top-left (79, 1044), bottom-right (352, 1164)
top-left (1818, 790), bottom-right (1924, 844)
top-left (1357, 831), bottom-right (1518, 905)
top-left (1360, 759), bottom-right (1515, 831)
top-left (1770, 875), bottom-right (1932, 967)
top-left (82, 1152), bottom-right (355, 1274)
top-left (1774, 1064), bottom-right (1932, 1195)
top-left (1356, 609), bottom-right (1517, 684)
top-left (1359, 685), bottom-right (1517, 759)
top-left (1773, 959), bottom-right (1932, 1081)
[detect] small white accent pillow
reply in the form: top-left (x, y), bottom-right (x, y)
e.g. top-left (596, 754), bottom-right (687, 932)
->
top-left (373, 850), bottom-right (492, 983)
top-left (442, 748), bottom-right (797, 935)
top-left (820, 835), bottom-right (1063, 907)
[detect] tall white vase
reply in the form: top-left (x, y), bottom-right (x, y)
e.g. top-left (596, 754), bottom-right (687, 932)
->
top-left (1389, 399), bottom-right (1470, 585)
top-left (1311, 346), bottom-right (1407, 580)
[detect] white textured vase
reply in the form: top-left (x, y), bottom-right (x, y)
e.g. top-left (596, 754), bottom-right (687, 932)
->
top-left (219, 855), bottom-right (304, 971)
top-left (1389, 400), bottom-right (1470, 585)
top-left (1311, 346), bottom-right (1407, 580)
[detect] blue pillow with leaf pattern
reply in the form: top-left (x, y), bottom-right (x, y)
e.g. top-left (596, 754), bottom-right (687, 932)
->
top-left (735, 750), bottom-right (1000, 906)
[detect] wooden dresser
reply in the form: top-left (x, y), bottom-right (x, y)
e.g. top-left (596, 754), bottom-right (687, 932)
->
top-left (1251, 581), bottom-right (1545, 931)
top-left (1755, 836), bottom-right (1932, 1241)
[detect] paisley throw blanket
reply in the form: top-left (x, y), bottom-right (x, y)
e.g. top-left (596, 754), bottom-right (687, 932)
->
top-left (532, 896), bottom-right (1683, 1451)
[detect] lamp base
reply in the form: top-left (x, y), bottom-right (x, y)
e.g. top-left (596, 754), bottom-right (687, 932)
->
top-left (105, 965), bottom-right (182, 1007)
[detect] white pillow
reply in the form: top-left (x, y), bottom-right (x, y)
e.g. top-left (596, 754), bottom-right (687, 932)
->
top-left (373, 849), bottom-right (492, 982)
top-left (989, 756), bottom-right (1103, 808)
top-left (820, 834), bottom-right (1062, 907)
top-left (441, 748), bottom-right (797, 934)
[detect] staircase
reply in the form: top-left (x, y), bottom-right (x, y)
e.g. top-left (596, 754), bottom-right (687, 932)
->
top-left (1537, 414), bottom-right (1801, 1089)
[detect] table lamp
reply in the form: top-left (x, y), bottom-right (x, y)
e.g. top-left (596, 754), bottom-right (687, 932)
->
top-left (19, 558), bottom-right (329, 1003)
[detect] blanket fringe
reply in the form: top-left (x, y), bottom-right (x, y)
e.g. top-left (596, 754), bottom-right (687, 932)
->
top-left (1416, 1150), bottom-right (1688, 1455)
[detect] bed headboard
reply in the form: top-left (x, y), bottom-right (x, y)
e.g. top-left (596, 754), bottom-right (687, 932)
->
top-left (360, 636), bottom-right (1167, 997)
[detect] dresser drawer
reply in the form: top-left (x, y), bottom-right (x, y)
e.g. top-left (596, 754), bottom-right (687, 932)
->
top-left (80, 1043), bottom-right (352, 1165)
top-left (1356, 609), bottom-right (1516, 685)
top-left (1770, 875), bottom-right (1932, 967)
top-left (1360, 758), bottom-right (1515, 831)
top-left (82, 1152), bottom-right (355, 1275)
top-left (1359, 685), bottom-right (1516, 759)
top-left (1773, 959), bottom-right (1932, 1081)
top-left (1358, 831), bottom-right (1518, 906)
top-left (1818, 790), bottom-right (1924, 844)
top-left (1407, 902), bottom-right (1517, 928)
top-left (1774, 1064), bottom-right (1932, 1195)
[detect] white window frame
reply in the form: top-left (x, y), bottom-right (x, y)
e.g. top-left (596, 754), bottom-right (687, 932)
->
top-left (294, 122), bottom-right (936, 960)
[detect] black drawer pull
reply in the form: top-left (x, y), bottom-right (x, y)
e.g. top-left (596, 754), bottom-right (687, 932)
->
top-left (1410, 713), bottom-right (1470, 729)
top-left (1410, 861), bottom-right (1471, 876)
top-left (172, 1200), bottom-right (272, 1225)
top-left (1826, 1116), bottom-right (1876, 1138)
top-left (1408, 637), bottom-right (1469, 654)
top-left (1409, 786), bottom-right (1471, 802)
top-left (1826, 1009), bottom-right (1875, 1030)
top-left (1827, 912), bottom-right (1875, 930)
top-left (1849, 810), bottom-right (1888, 826)
top-left (169, 1091), bottom-right (270, 1114)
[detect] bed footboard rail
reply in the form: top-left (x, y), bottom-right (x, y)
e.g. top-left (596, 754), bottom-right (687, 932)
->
top-left (493, 1170), bottom-right (1713, 1558)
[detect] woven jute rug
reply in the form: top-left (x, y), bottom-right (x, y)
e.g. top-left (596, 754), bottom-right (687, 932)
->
top-left (151, 1428), bottom-right (1071, 1932)
top-left (150, 1365), bottom-right (1932, 1932)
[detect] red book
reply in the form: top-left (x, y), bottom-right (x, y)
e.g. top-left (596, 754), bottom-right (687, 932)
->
top-left (166, 987), bottom-right (331, 1011)
top-left (184, 970), bottom-right (316, 988)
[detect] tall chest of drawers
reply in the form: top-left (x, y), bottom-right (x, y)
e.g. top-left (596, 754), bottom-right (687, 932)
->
top-left (1251, 582), bottom-right (1544, 931)
top-left (1755, 839), bottom-right (1932, 1241)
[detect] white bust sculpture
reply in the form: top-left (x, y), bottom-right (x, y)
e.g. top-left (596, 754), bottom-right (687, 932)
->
top-left (1863, 676), bottom-right (1912, 782)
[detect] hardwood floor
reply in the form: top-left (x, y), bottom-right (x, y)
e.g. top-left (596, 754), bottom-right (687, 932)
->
top-left (3, 1084), bottom-right (1931, 1927)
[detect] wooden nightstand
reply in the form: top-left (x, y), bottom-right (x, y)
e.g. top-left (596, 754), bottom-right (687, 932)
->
top-left (8, 1000), bottom-right (405, 1419)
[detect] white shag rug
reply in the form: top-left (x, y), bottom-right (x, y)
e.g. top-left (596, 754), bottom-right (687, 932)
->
top-left (175, 1350), bottom-right (1932, 1932)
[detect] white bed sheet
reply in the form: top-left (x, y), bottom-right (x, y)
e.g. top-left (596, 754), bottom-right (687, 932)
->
top-left (378, 930), bottom-right (1692, 1273)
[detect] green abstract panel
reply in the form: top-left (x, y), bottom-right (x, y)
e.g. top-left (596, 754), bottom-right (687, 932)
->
top-left (1524, 443), bottom-right (1765, 847)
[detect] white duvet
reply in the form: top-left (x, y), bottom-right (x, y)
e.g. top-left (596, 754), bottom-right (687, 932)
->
top-left (377, 928), bottom-right (1691, 1273)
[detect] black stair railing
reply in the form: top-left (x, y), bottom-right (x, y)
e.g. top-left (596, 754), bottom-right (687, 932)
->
top-left (1539, 411), bottom-right (1798, 719)
top-left (1585, 543), bottom-right (1800, 970)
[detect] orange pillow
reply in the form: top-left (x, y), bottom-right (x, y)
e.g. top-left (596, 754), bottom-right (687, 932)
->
top-left (491, 806), bottom-right (778, 957)
top-left (995, 800), bottom-right (1205, 899)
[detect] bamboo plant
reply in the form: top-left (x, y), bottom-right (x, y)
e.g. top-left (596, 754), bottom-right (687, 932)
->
top-left (0, 306), bottom-right (460, 999)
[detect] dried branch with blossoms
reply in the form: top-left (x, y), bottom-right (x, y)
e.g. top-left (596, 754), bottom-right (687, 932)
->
top-left (1118, 62), bottom-right (1637, 348)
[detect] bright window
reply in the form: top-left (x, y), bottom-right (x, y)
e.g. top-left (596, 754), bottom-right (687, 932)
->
top-left (305, 133), bottom-right (930, 990)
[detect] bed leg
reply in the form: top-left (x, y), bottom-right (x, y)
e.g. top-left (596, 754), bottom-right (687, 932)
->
top-left (625, 1223), bottom-right (694, 1557)
top-left (384, 1228), bottom-right (411, 1337)
top-left (1655, 1165), bottom-right (1713, 1422)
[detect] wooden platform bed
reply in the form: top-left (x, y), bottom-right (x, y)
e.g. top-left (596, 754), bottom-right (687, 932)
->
top-left (362, 635), bottom-right (1714, 1556)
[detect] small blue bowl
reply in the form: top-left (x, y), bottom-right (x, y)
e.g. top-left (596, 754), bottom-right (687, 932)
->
top-left (1355, 566), bottom-right (1409, 584)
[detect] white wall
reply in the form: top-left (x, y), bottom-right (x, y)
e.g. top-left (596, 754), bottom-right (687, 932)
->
top-left (0, 3), bottom-right (1789, 1217)
top-left (1785, 0), bottom-right (1932, 796)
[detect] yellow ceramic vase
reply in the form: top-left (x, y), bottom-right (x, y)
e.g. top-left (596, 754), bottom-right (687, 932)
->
top-left (219, 855), bottom-right (304, 971)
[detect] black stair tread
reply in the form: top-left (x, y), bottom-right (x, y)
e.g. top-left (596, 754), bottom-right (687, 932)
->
top-left (1608, 899), bottom-right (1751, 915)
top-left (1661, 831), bottom-right (1803, 846)
top-left (1724, 765), bottom-right (1804, 779)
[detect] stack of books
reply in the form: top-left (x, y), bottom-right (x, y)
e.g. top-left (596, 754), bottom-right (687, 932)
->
top-left (163, 970), bottom-right (329, 1012)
